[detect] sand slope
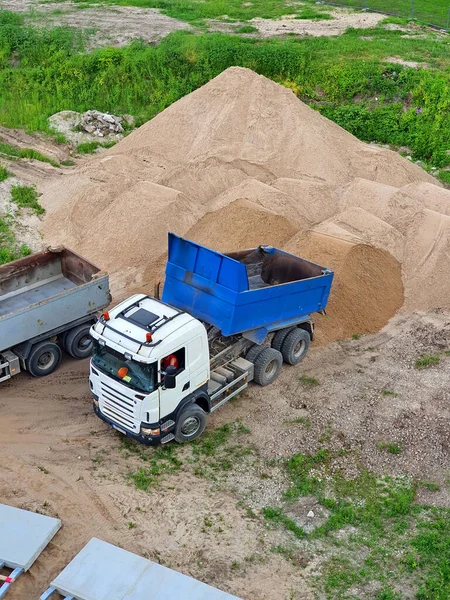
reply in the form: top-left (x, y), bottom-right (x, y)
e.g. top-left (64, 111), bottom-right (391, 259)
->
top-left (40, 67), bottom-right (450, 342)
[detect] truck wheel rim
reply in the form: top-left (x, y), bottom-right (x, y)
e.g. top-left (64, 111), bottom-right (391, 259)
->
top-left (78, 335), bottom-right (92, 350)
top-left (294, 340), bottom-right (305, 358)
top-left (38, 352), bottom-right (55, 369)
top-left (181, 416), bottom-right (200, 437)
top-left (265, 360), bottom-right (277, 379)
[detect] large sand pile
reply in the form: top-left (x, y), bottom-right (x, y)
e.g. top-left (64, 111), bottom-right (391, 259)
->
top-left (40, 67), bottom-right (450, 343)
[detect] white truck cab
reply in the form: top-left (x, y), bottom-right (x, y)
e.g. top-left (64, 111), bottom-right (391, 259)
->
top-left (90, 294), bottom-right (218, 444)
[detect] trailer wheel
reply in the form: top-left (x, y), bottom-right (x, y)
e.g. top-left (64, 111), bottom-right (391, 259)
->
top-left (175, 405), bottom-right (207, 443)
top-left (26, 341), bottom-right (62, 377)
top-left (246, 344), bottom-right (265, 363)
top-left (254, 347), bottom-right (282, 386)
top-left (65, 324), bottom-right (93, 359)
top-left (281, 328), bottom-right (310, 365)
top-left (272, 328), bottom-right (294, 352)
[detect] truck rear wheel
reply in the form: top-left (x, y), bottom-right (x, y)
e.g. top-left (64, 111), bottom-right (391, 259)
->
top-left (175, 405), bottom-right (207, 443)
top-left (26, 341), bottom-right (62, 377)
top-left (253, 347), bottom-right (282, 386)
top-left (64, 324), bottom-right (93, 359)
top-left (272, 328), bottom-right (294, 352)
top-left (281, 328), bottom-right (310, 365)
top-left (246, 344), bottom-right (266, 364)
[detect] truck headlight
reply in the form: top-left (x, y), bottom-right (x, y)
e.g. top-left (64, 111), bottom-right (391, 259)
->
top-left (141, 426), bottom-right (160, 436)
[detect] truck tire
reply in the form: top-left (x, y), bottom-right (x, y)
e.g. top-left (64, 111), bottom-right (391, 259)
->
top-left (64, 324), bottom-right (93, 359)
top-left (246, 344), bottom-right (266, 363)
top-left (26, 341), bottom-right (62, 377)
top-left (272, 328), bottom-right (294, 352)
top-left (281, 328), bottom-right (310, 365)
top-left (253, 347), bottom-right (282, 386)
top-left (175, 405), bottom-right (207, 443)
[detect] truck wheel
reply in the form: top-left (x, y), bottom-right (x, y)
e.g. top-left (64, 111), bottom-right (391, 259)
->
top-left (26, 341), bottom-right (62, 377)
top-left (65, 324), bottom-right (93, 359)
top-left (246, 344), bottom-right (266, 363)
top-left (281, 328), bottom-right (310, 365)
top-left (272, 328), bottom-right (294, 352)
top-left (253, 347), bottom-right (282, 386)
top-left (175, 405), bottom-right (207, 443)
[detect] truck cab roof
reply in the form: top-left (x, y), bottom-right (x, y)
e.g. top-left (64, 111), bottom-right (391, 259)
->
top-left (90, 294), bottom-right (202, 362)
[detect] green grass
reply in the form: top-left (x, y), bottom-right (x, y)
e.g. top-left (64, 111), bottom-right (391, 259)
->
top-left (381, 390), bottom-right (398, 397)
top-left (0, 141), bottom-right (59, 167)
top-left (234, 25), bottom-right (258, 34)
top-left (377, 441), bottom-right (402, 454)
top-left (0, 164), bottom-right (9, 181)
top-left (295, 9), bottom-right (333, 20)
top-left (438, 170), bottom-right (450, 186)
top-left (84, 0), bottom-right (336, 23)
top-left (415, 353), bottom-right (440, 369)
top-left (0, 14), bottom-right (449, 168)
top-left (0, 215), bottom-right (31, 264)
top-left (76, 140), bottom-right (117, 154)
top-left (71, 0), bottom-right (450, 29)
top-left (10, 185), bottom-right (45, 214)
top-left (299, 375), bottom-right (319, 386)
top-left (262, 448), bottom-right (450, 599)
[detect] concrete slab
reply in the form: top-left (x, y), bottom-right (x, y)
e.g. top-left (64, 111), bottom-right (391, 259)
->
top-left (51, 538), bottom-right (241, 600)
top-left (0, 504), bottom-right (61, 571)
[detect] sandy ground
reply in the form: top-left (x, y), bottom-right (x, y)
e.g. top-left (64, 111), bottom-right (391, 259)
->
top-left (209, 10), bottom-right (385, 38)
top-left (0, 0), bottom-right (193, 47)
top-left (1, 310), bottom-right (449, 599)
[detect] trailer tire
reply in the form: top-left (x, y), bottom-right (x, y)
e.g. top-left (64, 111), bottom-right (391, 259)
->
top-left (175, 405), bottom-right (207, 443)
top-left (281, 328), bottom-right (310, 365)
top-left (246, 344), bottom-right (266, 364)
top-left (65, 324), bottom-right (93, 359)
top-left (253, 347), bottom-right (282, 386)
top-left (26, 341), bottom-right (62, 377)
top-left (272, 328), bottom-right (294, 352)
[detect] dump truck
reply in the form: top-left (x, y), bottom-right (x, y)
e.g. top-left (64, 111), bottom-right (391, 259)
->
top-left (0, 248), bottom-right (110, 382)
top-left (90, 233), bottom-right (334, 445)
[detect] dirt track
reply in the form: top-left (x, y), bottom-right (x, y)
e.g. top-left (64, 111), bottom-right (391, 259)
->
top-left (1, 310), bottom-right (449, 599)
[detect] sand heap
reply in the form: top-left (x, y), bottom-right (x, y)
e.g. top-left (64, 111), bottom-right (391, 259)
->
top-left (40, 67), bottom-right (450, 343)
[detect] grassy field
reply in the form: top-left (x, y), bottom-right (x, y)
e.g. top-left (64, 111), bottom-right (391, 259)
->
top-left (331, 0), bottom-right (450, 28)
top-left (71, 0), bottom-right (450, 28)
top-left (0, 11), bottom-right (449, 173)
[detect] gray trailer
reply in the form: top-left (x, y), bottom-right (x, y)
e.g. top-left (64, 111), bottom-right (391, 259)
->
top-left (0, 248), bottom-right (110, 382)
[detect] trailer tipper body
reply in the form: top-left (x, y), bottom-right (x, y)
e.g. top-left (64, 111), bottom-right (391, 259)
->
top-left (0, 248), bottom-right (110, 381)
top-left (90, 234), bottom-right (333, 445)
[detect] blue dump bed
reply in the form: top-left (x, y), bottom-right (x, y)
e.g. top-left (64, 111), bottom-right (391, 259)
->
top-left (162, 233), bottom-right (334, 342)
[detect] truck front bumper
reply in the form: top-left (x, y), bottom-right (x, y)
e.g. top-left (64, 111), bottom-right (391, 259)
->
top-left (93, 403), bottom-right (162, 446)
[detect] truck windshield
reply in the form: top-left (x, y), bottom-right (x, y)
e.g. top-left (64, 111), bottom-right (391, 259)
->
top-left (92, 342), bottom-right (156, 394)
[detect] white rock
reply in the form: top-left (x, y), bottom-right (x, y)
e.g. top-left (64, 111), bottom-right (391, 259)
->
top-left (307, 510), bottom-right (315, 518)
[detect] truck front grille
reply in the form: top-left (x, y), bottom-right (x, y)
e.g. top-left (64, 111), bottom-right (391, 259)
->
top-left (100, 383), bottom-right (139, 432)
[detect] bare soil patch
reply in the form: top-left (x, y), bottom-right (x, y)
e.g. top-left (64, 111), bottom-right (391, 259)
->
top-left (1, 311), bottom-right (448, 598)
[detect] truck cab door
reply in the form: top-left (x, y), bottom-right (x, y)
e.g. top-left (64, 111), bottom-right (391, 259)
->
top-left (158, 347), bottom-right (191, 419)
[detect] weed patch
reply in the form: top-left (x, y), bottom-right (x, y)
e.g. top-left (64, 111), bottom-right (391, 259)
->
top-left (10, 185), bottom-right (44, 214)
top-left (299, 375), bottom-right (319, 386)
top-left (0, 215), bottom-right (32, 264)
top-left (377, 442), bottom-right (402, 455)
top-left (76, 140), bottom-right (117, 154)
top-left (0, 164), bottom-right (9, 181)
top-left (415, 353), bottom-right (440, 369)
top-left (0, 142), bottom-right (59, 167)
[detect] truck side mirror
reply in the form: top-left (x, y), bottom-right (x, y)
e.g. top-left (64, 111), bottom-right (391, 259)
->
top-left (164, 365), bottom-right (177, 389)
